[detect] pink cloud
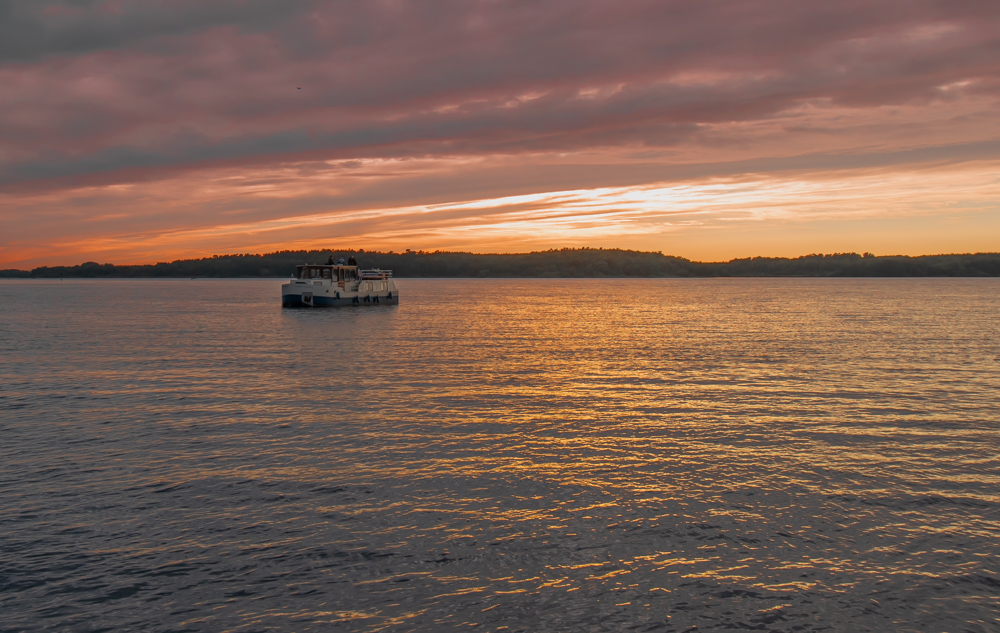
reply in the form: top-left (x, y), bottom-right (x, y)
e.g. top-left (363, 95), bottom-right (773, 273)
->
top-left (1, 0), bottom-right (998, 265)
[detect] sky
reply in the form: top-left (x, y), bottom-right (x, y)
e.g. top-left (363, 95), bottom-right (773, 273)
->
top-left (1, 0), bottom-right (999, 267)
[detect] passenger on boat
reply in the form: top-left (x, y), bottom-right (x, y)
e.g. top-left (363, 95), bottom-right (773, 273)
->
top-left (338, 256), bottom-right (346, 264)
top-left (327, 255), bottom-right (334, 265)
top-left (347, 256), bottom-right (358, 266)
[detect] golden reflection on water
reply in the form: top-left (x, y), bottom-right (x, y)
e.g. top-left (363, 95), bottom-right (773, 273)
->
top-left (1, 278), bottom-right (998, 631)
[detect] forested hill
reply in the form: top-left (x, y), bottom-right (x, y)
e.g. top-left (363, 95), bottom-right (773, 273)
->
top-left (4, 249), bottom-right (1000, 278)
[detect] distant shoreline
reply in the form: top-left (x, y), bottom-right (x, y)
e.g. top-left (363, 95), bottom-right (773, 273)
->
top-left (3, 248), bottom-right (999, 278)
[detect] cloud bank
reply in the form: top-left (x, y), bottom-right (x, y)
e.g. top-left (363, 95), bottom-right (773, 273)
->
top-left (1, 0), bottom-right (998, 265)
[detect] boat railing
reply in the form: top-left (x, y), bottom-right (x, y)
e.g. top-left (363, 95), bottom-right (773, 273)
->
top-left (359, 269), bottom-right (393, 280)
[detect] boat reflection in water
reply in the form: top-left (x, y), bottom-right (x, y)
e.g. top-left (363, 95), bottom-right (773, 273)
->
top-left (281, 262), bottom-right (398, 307)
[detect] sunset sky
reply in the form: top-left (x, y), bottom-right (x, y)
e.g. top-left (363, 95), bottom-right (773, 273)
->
top-left (1, 0), bottom-right (999, 267)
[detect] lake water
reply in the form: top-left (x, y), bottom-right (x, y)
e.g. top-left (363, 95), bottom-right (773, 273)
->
top-left (1, 278), bottom-right (998, 632)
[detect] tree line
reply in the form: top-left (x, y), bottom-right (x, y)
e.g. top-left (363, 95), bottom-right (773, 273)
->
top-left (4, 248), bottom-right (1000, 278)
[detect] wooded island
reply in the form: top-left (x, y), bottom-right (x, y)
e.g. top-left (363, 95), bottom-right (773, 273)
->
top-left (4, 248), bottom-right (999, 278)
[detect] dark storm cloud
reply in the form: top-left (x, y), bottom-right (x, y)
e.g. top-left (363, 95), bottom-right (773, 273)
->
top-left (1, 0), bottom-right (999, 191)
top-left (0, 0), bottom-right (296, 62)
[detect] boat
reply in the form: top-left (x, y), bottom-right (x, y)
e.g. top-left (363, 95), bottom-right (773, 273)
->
top-left (281, 264), bottom-right (398, 307)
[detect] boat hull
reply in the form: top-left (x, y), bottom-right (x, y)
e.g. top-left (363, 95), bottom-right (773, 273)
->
top-left (281, 291), bottom-right (399, 308)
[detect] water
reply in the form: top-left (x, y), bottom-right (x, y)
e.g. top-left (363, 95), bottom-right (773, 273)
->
top-left (1, 278), bottom-right (998, 632)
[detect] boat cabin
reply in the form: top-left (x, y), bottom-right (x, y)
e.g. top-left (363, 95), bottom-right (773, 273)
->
top-left (295, 265), bottom-right (358, 282)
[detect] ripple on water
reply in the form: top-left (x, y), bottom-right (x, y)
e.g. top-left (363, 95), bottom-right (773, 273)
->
top-left (0, 278), bottom-right (998, 632)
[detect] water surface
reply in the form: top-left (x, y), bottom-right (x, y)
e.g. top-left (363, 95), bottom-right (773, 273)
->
top-left (1, 278), bottom-right (998, 632)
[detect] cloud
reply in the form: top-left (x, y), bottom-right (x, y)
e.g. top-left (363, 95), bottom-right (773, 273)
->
top-left (0, 0), bottom-right (294, 62)
top-left (1, 1), bottom-right (999, 264)
top-left (2, 1), bottom-right (998, 187)
top-left (4, 157), bottom-right (999, 267)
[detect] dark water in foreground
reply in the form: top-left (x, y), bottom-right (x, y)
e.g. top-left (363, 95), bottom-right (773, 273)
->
top-left (1, 278), bottom-right (998, 632)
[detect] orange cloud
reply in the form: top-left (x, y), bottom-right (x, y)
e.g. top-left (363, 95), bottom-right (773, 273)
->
top-left (2, 1), bottom-right (999, 267)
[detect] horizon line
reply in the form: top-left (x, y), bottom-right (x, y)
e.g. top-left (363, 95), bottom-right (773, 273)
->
top-left (4, 247), bottom-right (1000, 273)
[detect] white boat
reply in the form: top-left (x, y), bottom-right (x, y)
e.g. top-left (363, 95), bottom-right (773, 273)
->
top-left (281, 264), bottom-right (398, 307)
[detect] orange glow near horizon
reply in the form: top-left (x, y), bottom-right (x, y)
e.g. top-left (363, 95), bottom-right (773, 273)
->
top-left (3, 158), bottom-right (998, 268)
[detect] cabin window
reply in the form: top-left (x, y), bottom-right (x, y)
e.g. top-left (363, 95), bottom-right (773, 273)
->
top-left (322, 269), bottom-right (331, 279)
